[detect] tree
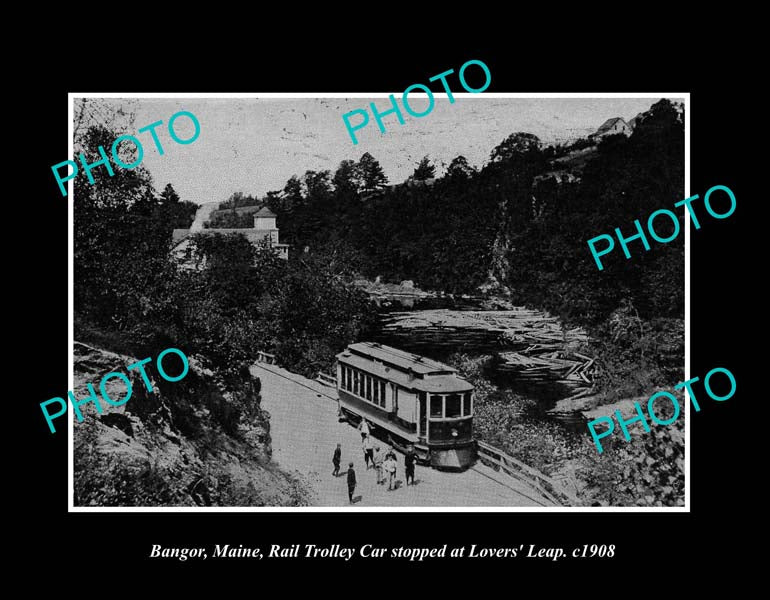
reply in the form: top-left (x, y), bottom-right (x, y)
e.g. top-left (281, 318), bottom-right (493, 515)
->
top-left (171, 233), bottom-right (273, 372)
top-left (75, 124), bottom-right (156, 211)
top-left (74, 98), bottom-right (137, 151)
top-left (490, 132), bottom-right (542, 162)
top-left (446, 155), bottom-right (476, 179)
top-left (74, 124), bottom-right (164, 331)
top-left (283, 175), bottom-right (305, 210)
top-left (411, 156), bottom-right (436, 181)
top-left (303, 170), bottom-right (333, 203)
top-left (356, 152), bottom-right (388, 192)
top-left (156, 183), bottom-right (197, 230)
top-left (160, 183), bottom-right (180, 204)
top-left (332, 159), bottom-right (360, 196)
top-left (264, 189), bottom-right (287, 213)
top-left (262, 248), bottom-right (375, 377)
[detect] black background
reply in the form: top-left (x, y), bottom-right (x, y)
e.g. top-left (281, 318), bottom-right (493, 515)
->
top-left (24, 28), bottom-right (750, 584)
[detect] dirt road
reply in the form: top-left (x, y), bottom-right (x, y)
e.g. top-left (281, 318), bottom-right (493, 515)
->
top-left (252, 363), bottom-right (552, 508)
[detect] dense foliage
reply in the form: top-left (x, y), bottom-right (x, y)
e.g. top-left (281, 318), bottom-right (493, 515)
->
top-left (74, 126), bottom-right (198, 343)
top-left (577, 416), bottom-right (684, 507)
top-left (453, 353), bottom-right (684, 507)
top-left (218, 191), bottom-right (260, 209)
top-left (75, 420), bottom-right (186, 506)
top-left (205, 209), bottom-right (256, 229)
top-left (589, 302), bottom-right (684, 402)
top-left (74, 125), bottom-right (375, 379)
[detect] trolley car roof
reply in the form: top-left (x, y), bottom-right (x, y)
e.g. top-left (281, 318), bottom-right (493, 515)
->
top-left (343, 342), bottom-right (455, 374)
top-left (337, 342), bottom-right (473, 393)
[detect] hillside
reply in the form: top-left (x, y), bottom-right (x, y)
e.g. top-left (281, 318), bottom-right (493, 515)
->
top-left (73, 342), bottom-right (311, 506)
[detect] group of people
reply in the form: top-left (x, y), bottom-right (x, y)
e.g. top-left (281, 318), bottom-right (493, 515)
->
top-left (332, 418), bottom-right (418, 504)
top-left (368, 442), bottom-right (398, 489)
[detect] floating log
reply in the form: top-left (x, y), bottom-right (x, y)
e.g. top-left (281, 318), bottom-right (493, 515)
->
top-left (373, 307), bottom-right (596, 388)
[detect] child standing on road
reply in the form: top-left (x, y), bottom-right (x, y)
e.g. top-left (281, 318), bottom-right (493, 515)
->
top-left (384, 455), bottom-right (397, 491)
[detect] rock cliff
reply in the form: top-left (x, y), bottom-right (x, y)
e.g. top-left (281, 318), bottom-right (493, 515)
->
top-left (73, 342), bottom-right (310, 506)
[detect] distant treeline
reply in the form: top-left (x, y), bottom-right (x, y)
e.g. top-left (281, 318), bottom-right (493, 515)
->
top-left (265, 99), bottom-right (684, 328)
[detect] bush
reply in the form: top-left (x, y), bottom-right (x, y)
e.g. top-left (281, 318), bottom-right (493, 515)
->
top-left (475, 403), bottom-right (577, 475)
top-left (590, 302), bottom-right (684, 402)
top-left (576, 413), bottom-right (684, 506)
top-left (450, 353), bottom-right (569, 475)
top-left (74, 420), bottom-right (187, 506)
top-left (214, 470), bottom-right (310, 507)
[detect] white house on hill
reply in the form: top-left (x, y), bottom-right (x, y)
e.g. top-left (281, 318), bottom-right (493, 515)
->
top-left (589, 117), bottom-right (632, 142)
top-left (172, 206), bottom-right (289, 265)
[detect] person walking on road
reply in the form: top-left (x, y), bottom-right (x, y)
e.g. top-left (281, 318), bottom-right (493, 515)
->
top-left (405, 445), bottom-right (416, 486)
top-left (363, 434), bottom-right (374, 469)
top-left (347, 462), bottom-right (357, 504)
top-left (332, 443), bottom-right (342, 477)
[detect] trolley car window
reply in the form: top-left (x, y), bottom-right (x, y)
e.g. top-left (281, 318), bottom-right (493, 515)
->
top-left (463, 392), bottom-right (472, 416)
top-left (373, 379), bottom-right (379, 403)
top-left (354, 371), bottom-right (360, 396)
top-left (430, 395), bottom-right (443, 418)
top-left (445, 394), bottom-right (461, 418)
top-left (380, 382), bottom-right (386, 407)
top-left (366, 376), bottom-right (372, 400)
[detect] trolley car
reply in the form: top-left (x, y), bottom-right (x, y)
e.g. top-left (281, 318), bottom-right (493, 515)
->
top-left (336, 342), bottom-right (475, 469)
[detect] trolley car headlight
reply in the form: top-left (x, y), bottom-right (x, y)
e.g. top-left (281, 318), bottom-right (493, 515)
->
top-left (451, 428), bottom-right (458, 437)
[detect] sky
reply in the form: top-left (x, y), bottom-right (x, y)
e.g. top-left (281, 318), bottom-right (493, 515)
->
top-left (81, 96), bottom-right (676, 206)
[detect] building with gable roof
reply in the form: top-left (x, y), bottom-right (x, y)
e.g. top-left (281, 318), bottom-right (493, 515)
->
top-left (589, 117), bottom-right (632, 142)
top-left (172, 205), bottom-right (289, 264)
